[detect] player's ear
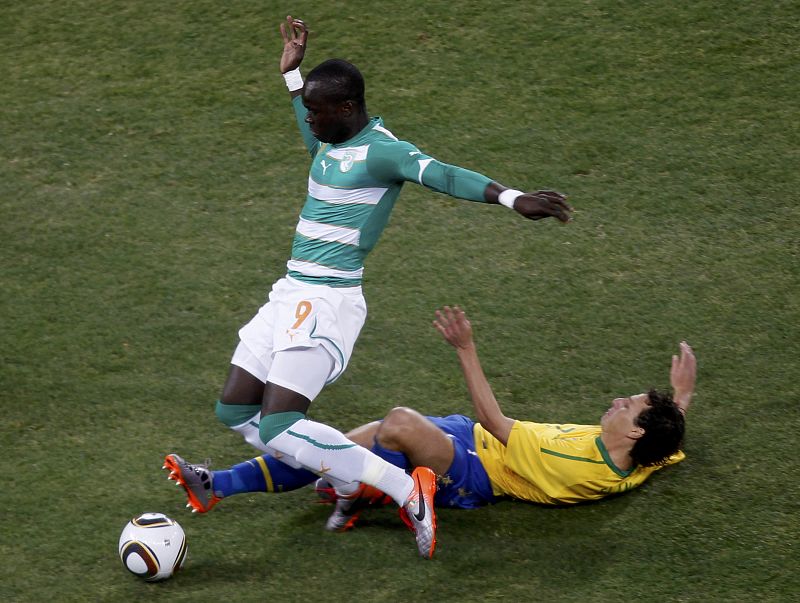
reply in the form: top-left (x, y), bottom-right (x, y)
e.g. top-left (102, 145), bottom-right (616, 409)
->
top-left (629, 426), bottom-right (645, 440)
top-left (340, 100), bottom-right (354, 117)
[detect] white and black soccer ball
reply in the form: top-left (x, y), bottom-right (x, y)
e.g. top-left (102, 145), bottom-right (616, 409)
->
top-left (118, 512), bottom-right (187, 581)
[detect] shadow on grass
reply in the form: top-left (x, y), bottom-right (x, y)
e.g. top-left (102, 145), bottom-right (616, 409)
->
top-left (174, 489), bottom-right (644, 596)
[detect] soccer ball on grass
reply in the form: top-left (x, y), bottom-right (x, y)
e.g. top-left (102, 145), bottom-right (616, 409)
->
top-left (118, 512), bottom-right (187, 581)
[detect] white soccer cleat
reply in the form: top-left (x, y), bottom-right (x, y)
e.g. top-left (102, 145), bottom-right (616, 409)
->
top-left (401, 467), bottom-right (438, 559)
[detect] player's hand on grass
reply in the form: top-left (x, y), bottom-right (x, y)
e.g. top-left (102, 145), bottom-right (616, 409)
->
top-left (433, 306), bottom-right (475, 350)
top-left (280, 15), bottom-right (308, 73)
top-left (670, 341), bottom-right (696, 415)
top-left (514, 190), bottom-right (572, 223)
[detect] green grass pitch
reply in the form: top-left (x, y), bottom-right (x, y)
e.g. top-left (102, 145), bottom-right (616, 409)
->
top-left (2, 1), bottom-right (798, 601)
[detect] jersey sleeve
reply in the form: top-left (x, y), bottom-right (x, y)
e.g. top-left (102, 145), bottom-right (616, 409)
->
top-left (291, 95), bottom-right (320, 156)
top-left (367, 139), bottom-right (492, 203)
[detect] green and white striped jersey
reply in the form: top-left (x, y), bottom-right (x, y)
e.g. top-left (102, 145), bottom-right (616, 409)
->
top-left (287, 96), bottom-right (492, 287)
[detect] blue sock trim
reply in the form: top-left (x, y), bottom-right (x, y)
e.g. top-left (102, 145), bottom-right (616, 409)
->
top-left (212, 455), bottom-right (319, 497)
top-left (257, 455), bottom-right (318, 493)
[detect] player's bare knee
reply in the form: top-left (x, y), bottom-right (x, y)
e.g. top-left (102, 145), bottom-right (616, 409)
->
top-left (377, 407), bottom-right (423, 447)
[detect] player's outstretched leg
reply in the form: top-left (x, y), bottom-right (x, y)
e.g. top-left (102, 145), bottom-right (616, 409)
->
top-left (400, 467), bottom-right (438, 559)
top-left (163, 454), bottom-right (221, 514)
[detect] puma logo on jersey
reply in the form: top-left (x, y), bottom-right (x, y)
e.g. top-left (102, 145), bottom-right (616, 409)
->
top-left (320, 160), bottom-right (331, 175)
top-left (408, 150), bottom-right (420, 156)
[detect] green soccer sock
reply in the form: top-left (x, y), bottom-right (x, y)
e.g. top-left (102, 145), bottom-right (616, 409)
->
top-left (214, 400), bottom-right (261, 428)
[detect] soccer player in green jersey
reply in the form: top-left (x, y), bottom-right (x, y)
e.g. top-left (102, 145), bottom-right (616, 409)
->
top-left (166, 306), bottom-right (694, 532)
top-left (165, 17), bottom-right (572, 559)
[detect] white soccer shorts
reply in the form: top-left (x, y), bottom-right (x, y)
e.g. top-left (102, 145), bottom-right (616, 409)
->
top-left (232, 275), bottom-right (367, 398)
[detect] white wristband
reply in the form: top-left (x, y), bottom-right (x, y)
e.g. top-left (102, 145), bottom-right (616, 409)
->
top-left (498, 189), bottom-right (524, 209)
top-left (282, 68), bottom-right (304, 92)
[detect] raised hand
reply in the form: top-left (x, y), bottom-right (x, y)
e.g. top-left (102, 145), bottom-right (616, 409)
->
top-left (670, 341), bottom-right (696, 414)
top-left (279, 15), bottom-right (308, 74)
top-left (514, 190), bottom-right (572, 222)
top-left (433, 306), bottom-right (475, 350)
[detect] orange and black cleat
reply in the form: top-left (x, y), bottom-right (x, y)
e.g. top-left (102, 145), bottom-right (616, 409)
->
top-left (163, 453), bottom-right (221, 514)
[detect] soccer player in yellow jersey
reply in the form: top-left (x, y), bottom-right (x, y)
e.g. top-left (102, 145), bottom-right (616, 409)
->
top-left (167, 306), bottom-right (694, 523)
top-left (333, 305), bottom-right (693, 510)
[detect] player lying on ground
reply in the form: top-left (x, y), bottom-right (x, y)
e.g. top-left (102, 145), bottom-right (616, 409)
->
top-left (177, 15), bottom-right (571, 559)
top-left (166, 307), bottom-right (694, 530)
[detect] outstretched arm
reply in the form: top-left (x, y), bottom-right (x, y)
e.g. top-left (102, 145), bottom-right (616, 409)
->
top-left (670, 341), bottom-right (696, 415)
top-left (368, 145), bottom-right (573, 223)
top-left (433, 306), bottom-right (515, 445)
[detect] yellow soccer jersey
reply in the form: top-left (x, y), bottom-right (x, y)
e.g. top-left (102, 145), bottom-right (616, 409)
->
top-left (474, 420), bottom-right (685, 505)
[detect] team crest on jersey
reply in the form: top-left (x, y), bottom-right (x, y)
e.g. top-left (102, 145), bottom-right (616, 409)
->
top-left (340, 152), bottom-right (355, 173)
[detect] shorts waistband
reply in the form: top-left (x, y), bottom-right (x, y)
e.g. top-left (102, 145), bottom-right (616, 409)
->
top-left (284, 274), bottom-right (363, 296)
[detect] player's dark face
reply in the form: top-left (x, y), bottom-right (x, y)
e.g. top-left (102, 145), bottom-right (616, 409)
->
top-left (302, 81), bottom-right (351, 144)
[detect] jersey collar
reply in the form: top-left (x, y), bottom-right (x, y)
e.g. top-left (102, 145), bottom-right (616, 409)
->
top-left (595, 436), bottom-right (634, 478)
top-left (330, 116), bottom-right (382, 148)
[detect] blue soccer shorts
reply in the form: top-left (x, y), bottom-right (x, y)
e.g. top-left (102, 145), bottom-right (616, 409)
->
top-left (427, 414), bottom-right (499, 509)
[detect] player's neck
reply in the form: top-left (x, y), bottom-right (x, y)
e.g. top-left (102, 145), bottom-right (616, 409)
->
top-left (329, 113), bottom-right (370, 146)
top-left (343, 112), bottom-right (370, 140)
top-left (600, 432), bottom-right (635, 471)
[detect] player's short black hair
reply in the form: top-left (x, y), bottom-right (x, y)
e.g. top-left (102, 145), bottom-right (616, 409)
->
top-left (306, 59), bottom-right (366, 108)
top-left (630, 389), bottom-right (685, 467)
